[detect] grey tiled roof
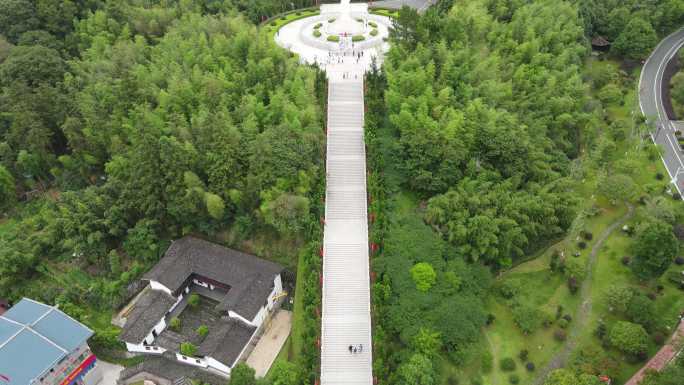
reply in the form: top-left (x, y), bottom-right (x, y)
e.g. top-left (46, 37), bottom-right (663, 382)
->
top-left (198, 318), bottom-right (255, 367)
top-left (118, 352), bottom-right (228, 385)
top-left (120, 289), bottom-right (176, 344)
top-left (143, 236), bottom-right (283, 319)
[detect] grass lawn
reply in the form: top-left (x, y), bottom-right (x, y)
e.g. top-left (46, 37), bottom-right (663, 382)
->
top-left (480, 56), bottom-right (684, 385)
top-left (370, 8), bottom-right (399, 18)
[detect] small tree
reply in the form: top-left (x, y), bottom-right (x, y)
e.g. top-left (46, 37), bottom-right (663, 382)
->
top-left (612, 18), bottom-right (658, 60)
top-left (500, 357), bottom-right (516, 371)
top-left (605, 284), bottom-right (634, 313)
top-left (410, 262), bottom-right (436, 292)
top-left (0, 164), bottom-right (15, 212)
top-left (196, 325), bottom-right (209, 338)
top-left (188, 293), bottom-right (200, 308)
top-left (609, 321), bottom-right (648, 355)
top-left (169, 317), bottom-right (181, 331)
top-left (230, 363), bottom-right (256, 385)
top-left (632, 221), bottom-right (678, 280)
top-left (180, 342), bottom-right (197, 356)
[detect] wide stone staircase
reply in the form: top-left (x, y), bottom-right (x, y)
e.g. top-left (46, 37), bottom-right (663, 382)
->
top-left (321, 76), bottom-right (372, 385)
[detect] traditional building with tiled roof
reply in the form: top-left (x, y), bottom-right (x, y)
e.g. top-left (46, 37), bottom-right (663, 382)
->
top-left (118, 236), bottom-right (285, 376)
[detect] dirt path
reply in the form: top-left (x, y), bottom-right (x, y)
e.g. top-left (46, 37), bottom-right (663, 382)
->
top-left (484, 329), bottom-right (501, 385)
top-left (532, 204), bottom-right (635, 385)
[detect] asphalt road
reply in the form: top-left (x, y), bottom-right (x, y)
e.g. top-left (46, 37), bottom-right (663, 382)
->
top-left (368, 0), bottom-right (435, 12)
top-left (639, 28), bottom-right (684, 196)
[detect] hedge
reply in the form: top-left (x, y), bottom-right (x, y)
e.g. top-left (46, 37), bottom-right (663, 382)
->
top-left (327, 35), bottom-right (340, 42)
top-left (352, 35), bottom-right (365, 42)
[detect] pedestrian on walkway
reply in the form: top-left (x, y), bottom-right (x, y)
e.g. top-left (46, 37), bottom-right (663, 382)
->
top-left (348, 345), bottom-right (353, 353)
top-left (358, 344), bottom-right (363, 353)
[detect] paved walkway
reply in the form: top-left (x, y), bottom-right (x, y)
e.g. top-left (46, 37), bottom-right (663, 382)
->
top-left (246, 310), bottom-right (293, 378)
top-left (97, 360), bottom-right (123, 385)
top-left (321, 69), bottom-right (372, 385)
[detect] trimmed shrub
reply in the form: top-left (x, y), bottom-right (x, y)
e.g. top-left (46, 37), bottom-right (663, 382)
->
top-left (370, 29), bottom-right (378, 36)
top-left (595, 322), bottom-right (607, 339)
top-left (500, 357), bottom-right (516, 371)
top-left (314, 22), bottom-right (322, 29)
top-left (509, 374), bottom-right (520, 384)
top-left (486, 313), bottom-right (496, 325)
top-left (369, 21), bottom-right (377, 28)
top-left (674, 193), bottom-right (682, 200)
top-left (555, 305), bottom-right (564, 320)
top-left (554, 329), bottom-right (567, 341)
top-left (526, 362), bottom-right (535, 372)
top-left (563, 314), bottom-right (572, 322)
top-left (196, 325), bottom-right (209, 338)
top-left (188, 293), bottom-right (200, 307)
top-left (621, 256), bottom-right (631, 266)
top-left (327, 35), bottom-right (340, 42)
top-left (568, 277), bottom-right (579, 294)
top-left (270, 21), bottom-right (277, 26)
top-left (653, 332), bottom-right (666, 344)
top-left (656, 172), bottom-right (664, 180)
top-left (578, 241), bottom-right (587, 249)
top-left (313, 30), bottom-right (321, 38)
top-left (169, 317), bottom-right (181, 331)
top-left (180, 342), bottom-right (197, 356)
top-left (328, 18), bottom-right (336, 23)
top-left (558, 319), bottom-right (569, 329)
top-left (675, 256), bottom-right (684, 265)
top-left (352, 35), bottom-right (365, 42)
top-left (518, 349), bottom-right (528, 361)
top-left (582, 231), bottom-right (593, 241)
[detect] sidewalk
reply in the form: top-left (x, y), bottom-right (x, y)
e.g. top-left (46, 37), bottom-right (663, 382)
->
top-left (245, 310), bottom-right (293, 378)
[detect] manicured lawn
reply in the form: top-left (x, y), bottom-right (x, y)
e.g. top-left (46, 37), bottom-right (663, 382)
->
top-left (370, 8), bottom-right (399, 18)
top-left (481, 57), bottom-right (684, 385)
top-left (262, 9), bottom-right (321, 40)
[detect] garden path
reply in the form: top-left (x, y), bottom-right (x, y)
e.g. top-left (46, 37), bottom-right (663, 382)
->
top-left (533, 203), bottom-right (635, 385)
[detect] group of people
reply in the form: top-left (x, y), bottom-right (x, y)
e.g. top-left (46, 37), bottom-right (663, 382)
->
top-left (315, 46), bottom-right (367, 66)
top-left (348, 344), bottom-right (364, 354)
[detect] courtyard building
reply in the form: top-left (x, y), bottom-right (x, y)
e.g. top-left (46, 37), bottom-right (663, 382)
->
top-left (119, 236), bottom-right (285, 376)
top-left (0, 298), bottom-right (102, 385)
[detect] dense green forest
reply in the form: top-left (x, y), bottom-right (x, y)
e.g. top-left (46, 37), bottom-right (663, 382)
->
top-left (0, 0), bottom-right (325, 383)
top-left (368, 1), bottom-right (684, 385)
top-left (3, 0), bottom-right (684, 384)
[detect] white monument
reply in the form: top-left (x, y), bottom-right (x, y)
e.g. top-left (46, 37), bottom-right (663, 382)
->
top-left (274, 0), bottom-right (391, 73)
top-left (327, 0), bottom-right (366, 36)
